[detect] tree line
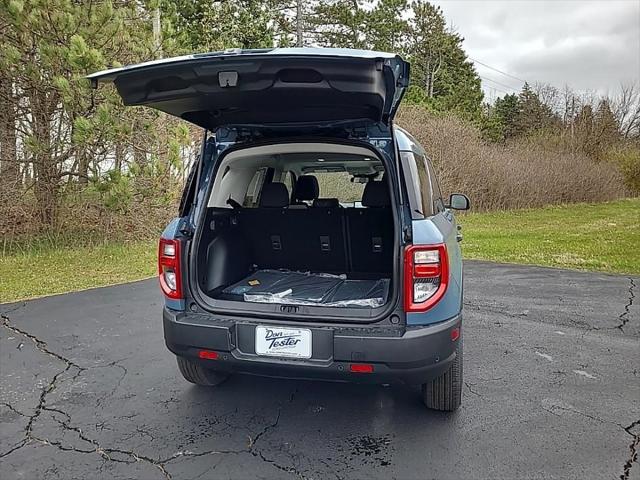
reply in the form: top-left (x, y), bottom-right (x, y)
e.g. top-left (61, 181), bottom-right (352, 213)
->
top-left (1, 0), bottom-right (638, 236)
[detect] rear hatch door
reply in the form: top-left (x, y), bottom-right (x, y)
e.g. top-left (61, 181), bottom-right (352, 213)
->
top-left (88, 48), bottom-right (409, 130)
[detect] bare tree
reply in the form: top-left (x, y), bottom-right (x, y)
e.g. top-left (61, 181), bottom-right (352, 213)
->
top-left (611, 82), bottom-right (640, 139)
top-left (534, 82), bottom-right (561, 114)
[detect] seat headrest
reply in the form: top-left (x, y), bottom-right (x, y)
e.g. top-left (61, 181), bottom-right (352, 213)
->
top-left (362, 181), bottom-right (390, 207)
top-left (259, 182), bottom-right (289, 208)
top-left (294, 175), bottom-right (319, 202)
top-left (313, 198), bottom-right (340, 208)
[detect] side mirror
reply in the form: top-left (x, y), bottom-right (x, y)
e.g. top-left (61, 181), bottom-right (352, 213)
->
top-left (447, 193), bottom-right (470, 210)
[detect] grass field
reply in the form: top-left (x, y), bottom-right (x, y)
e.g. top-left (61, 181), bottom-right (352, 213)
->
top-left (1, 238), bottom-right (157, 304)
top-left (1, 199), bottom-right (638, 304)
top-left (459, 198), bottom-right (639, 275)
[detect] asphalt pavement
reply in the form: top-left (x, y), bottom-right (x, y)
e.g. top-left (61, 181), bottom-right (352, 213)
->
top-left (1, 261), bottom-right (638, 480)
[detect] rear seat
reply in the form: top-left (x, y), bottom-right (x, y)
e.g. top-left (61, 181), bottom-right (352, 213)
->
top-left (344, 180), bottom-right (394, 274)
top-left (287, 204), bottom-right (346, 273)
top-left (240, 178), bottom-right (393, 275)
top-left (285, 175), bottom-right (346, 272)
top-left (290, 175), bottom-right (319, 207)
top-left (239, 182), bottom-right (290, 269)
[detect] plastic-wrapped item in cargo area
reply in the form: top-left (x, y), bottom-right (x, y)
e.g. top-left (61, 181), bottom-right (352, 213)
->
top-left (222, 269), bottom-right (390, 308)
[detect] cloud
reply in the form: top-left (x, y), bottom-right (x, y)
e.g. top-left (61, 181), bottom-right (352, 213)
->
top-left (433, 0), bottom-right (640, 97)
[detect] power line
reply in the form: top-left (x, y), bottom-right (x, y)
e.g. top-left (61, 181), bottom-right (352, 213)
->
top-left (484, 85), bottom-right (511, 96)
top-left (479, 75), bottom-right (521, 93)
top-left (469, 57), bottom-right (528, 83)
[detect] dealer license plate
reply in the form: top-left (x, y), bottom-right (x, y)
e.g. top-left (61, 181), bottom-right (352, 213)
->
top-left (255, 326), bottom-right (312, 359)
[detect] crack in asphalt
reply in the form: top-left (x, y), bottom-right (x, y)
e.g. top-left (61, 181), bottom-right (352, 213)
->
top-left (4, 284), bottom-right (633, 479)
top-left (247, 409), bottom-right (281, 449)
top-left (539, 400), bottom-right (639, 480)
top-left (540, 402), bottom-right (625, 430)
top-left (1, 312), bottom-right (85, 461)
top-left (1, 314), bottom-right (84, 370)
top-left (0, 314), bottom-right (173, 478)
top-left (464, 382), bottom-right (482, 397)
top-left (621, 419), bottom-right (640, 480)
top-left (616, 278), bottom-right (636, 332)
top-left (93, 360), bottom-right (128, 409)
top-left (1, 311), bottom-right (306, 479)
top-left (245, 388), bottom-right (308, 479)
top-left (2, 402), bottom-right (27, 417)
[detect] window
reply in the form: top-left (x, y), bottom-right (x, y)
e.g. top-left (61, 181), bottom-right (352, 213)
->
top-left (426, 157), bottom-right (445, 213)
top-left (400, 151), bottom-right (433, 218)
top-left (243, 167), bottom-right (268, 207)
top-left (312, 171), bottom-right (368, 204)
top-left (280, 171), bottom-right (295, 199)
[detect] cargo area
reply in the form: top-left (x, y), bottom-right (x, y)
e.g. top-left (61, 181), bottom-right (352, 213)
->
top-left (221, 270), bottom-right (390, 307)
top-left (193, 142), bottom-right (397, 314)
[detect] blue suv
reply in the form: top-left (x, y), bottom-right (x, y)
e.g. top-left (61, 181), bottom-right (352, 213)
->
top-left (90, 48), bottom-right (470, 411)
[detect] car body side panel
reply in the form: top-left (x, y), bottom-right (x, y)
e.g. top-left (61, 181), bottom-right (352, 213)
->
top-left (161, 217), bottom-right (187, 311)
top-left (406, 215), bottom-right (463, 326)
top-left (394, 126), bottom-right (463, 326)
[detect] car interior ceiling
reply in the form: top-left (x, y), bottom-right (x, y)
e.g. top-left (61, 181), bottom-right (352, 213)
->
top-left (195, 151), bottom-right (395, 308)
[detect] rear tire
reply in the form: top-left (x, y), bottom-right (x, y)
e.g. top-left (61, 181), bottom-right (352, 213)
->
top-left (421, 340), bottom-right (463, 411)
top-left (176, 356), bottom-right (229, 386)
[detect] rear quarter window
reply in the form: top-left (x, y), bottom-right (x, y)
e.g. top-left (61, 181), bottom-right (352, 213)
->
top-left (244, 167), bottom-right (268, 207)
top-left (400, 151), bottom-right (434, 218)
top-left (426, 157), bottom-right (445, 213)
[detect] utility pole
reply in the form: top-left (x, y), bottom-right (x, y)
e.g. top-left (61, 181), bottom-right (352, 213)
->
top-left (296, 0), bottom-right (303, 47)
top-left (153, 6), bottom-right (163, 58)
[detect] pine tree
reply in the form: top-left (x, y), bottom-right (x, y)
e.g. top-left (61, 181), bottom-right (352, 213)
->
top-left (165, 0), bottom-right (293, 51)
top-left (1, 0), bottom-right (185, 227)
top-left (514, 83), bottom-right (557, 136)
top-left (482, 93), bottom-right (520, 142)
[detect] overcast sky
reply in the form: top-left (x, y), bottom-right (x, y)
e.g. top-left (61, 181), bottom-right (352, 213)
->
top-left (432, 0), bottom-right (640, 100)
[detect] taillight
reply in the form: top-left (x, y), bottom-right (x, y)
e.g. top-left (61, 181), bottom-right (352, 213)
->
top-left (404, 244), bottom-right (449, 312)
top-left (158, 238), bottom-right (183, 300)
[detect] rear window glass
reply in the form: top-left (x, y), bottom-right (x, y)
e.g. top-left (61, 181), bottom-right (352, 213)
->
top-left (313, 171), bottom-right (367, 204)
top-left (244, 167), bottom-right (268, 207)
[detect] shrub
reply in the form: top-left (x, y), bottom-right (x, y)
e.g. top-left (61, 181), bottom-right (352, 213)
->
top-left (606, 145), bottom-right (640, 194)
top-left (396, 107), bottom-right (631, 211)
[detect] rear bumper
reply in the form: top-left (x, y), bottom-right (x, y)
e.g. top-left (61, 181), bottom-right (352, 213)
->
top-left (163, 308), bottom-right (461, 385)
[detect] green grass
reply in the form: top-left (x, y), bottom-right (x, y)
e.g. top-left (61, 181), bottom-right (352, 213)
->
top-left (459, 198), bottom-right (640, 275)
top-left (1, 199), bottom-right (638, 304)
top-left (0, 239), bottom-right (157, 304)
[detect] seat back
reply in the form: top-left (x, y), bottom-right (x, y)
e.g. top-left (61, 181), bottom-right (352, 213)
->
top-left (239, 179), bottom-right (393, 275)
top-left (292, 175), bottom-right (319, 206)
top-left (241, 182), bottom-right (290, 268)
top-left (285, 207), bottom-right (347, 273)
top-left (345, 180), bottom-right (394, 274)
